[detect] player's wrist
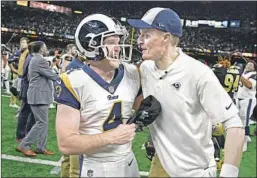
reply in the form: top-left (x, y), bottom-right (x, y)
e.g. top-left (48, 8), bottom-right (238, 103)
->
top-left (220, 163), bottom-right (239, 177)
top-left (100, 130), bottom-right (115, 145)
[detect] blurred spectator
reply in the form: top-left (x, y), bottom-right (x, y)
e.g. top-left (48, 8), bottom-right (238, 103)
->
top-left (16, 41), bottom-right (58, 157)
top-left (60, 44), bottom-right (77, 73)
top-left (52, 57), bottom-right (61, 75)
top-left (8, 37), bottom-right (30, 109)
top-left (1, 48), bottom-right (11, 94)
top-left (16, 41), bottom-right (36, 142)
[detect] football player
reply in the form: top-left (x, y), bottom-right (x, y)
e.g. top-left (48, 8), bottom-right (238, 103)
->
top-left (236, 60), bottom-right (256, 151)
top-left (212, 55), bottom-right (242, 100)
top-left (211, 55), bottom-right (243, 170)
top-left (55, 14), bottom-right (140, 177)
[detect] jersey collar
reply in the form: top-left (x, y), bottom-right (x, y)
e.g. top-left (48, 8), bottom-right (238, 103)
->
top-left (82, 64), bottom-right (124, 94)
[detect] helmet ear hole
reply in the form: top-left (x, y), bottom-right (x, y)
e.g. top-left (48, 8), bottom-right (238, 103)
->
top-left (84, 37), bottom-right (93, 52)
top-left (100, 47), bottom-right (107, 57)
top-left (97, 47), bottom-right (106, 60)
top-left (91, 40), bottom-right (97, 46)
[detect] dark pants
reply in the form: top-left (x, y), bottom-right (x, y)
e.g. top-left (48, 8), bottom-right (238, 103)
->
top-left (16, 100), bottom-right (35, 140)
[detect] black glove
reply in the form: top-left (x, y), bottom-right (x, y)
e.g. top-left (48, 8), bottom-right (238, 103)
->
top-left (127, 95), bottom-right (161, 127)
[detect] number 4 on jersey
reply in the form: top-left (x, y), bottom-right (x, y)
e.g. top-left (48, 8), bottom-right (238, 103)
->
top-left (102, 101), bottom-right (123, 131)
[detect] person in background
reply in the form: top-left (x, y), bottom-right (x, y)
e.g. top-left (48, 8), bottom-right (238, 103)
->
top-left (60, 44), bottom-right (77, 73)
top-left (236, 60), bottom-right (257, 152)
top-left (8, 37), bottom-right (29, 109)
top-left (65, 51), bottom-right (87, 71)
top-left (45, 50), bottom-right (57, 109)
top-left (16, 41), bottom-right (36, 142)
top-left (52, 56), bottom-right (61, 75)
top-left (16, 41), bottom-right (58, 157)
top-left (1, 46), bottom-right (11, 94)
top-left (17, 37), bottom-right (30, 99)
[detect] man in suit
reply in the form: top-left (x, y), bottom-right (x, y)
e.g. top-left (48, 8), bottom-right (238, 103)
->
top-left (16, 42), bottom-right (36, 142)
top-left (16, 41), bottom-right (58, 157)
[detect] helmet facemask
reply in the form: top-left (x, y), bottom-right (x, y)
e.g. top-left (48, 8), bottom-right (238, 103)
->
top-left (101, 31), bottom-right (133, 63)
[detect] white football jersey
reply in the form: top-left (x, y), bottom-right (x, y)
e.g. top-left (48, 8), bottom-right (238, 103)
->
top-left (54, 62), bottom-right (140, 161)
top-left (140, 48), bottom-right (240, 177)
top-left (237, 71), bottom-right (256, 99)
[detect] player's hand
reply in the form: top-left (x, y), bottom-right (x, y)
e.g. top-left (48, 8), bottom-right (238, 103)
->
top-left (106, 124), bottom-right (136, 145)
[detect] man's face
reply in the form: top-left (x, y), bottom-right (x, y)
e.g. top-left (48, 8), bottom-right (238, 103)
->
top-left (138, 29), bottom-right (166, 61)
top-left (103, 35), bottom-right (121, 69)
top-left (41, 44), bottom-right (48, 57)
top-left (103, 35), bottom-right (121, 59)
top-left (56, 58), bottom-right (61, 67)
top-left (20, 40), bottom-right (28, 50)
top-left (245, 62), bottom-right (255, 72)
top-left (71, 46), bottom-right (77, 56)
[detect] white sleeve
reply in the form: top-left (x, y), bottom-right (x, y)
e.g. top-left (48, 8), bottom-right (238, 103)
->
top-left (223, 114), bottom-right (244, 130)
top-left (197, 68), bottom-right (239, 125)
top-left (140, 61), bottom-right (153, 99)
top-left (249, 78), bottom-right (256, 89)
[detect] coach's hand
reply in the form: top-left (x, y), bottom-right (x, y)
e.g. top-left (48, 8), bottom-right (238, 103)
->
top-left (105, 124), bottom-right (136, 145)
top-left (127, 95), bottom-right (162, 127)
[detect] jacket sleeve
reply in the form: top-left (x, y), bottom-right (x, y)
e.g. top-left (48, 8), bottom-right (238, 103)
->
top-left (38, 58), bottom-right (58, 81)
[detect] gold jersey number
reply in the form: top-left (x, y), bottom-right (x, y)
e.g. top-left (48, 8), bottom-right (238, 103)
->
top-left (224, 74), bottom-right (240, 93)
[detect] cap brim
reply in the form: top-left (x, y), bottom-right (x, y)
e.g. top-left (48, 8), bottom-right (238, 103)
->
top-left (127, 19), bottom-right (152, 29)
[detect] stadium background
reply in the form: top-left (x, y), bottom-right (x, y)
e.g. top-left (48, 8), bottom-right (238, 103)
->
top-left (1, 1), bottom-right (256, 177)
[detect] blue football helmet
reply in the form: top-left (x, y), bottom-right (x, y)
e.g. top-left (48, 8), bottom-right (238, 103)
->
top-left (75, 14), bottom-right (132, 62)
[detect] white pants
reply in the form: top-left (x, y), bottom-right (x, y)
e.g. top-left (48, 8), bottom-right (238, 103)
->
top-left (238, 98), bottom-right (256, 127)
top-left (2, 65), bottom-right (10, 91)
top-left (79, 152), bottom-right (140, 177)
top-left (12, 77), bottom-right (19, 89)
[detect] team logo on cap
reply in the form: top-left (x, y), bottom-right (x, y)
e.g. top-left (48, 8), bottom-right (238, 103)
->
top-left (158, 23), bottom-right (165, 28)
